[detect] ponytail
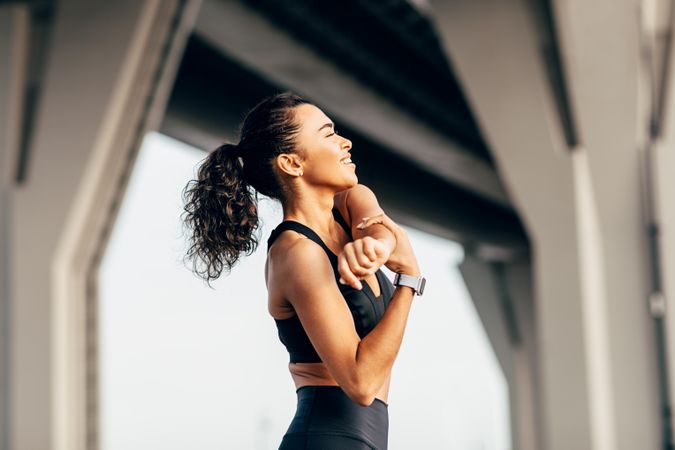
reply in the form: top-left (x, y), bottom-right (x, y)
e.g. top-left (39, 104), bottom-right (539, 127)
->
top-left (181, 91), bottom-right (311, 287)
top-left (181, 143), bottom-right (259, 288)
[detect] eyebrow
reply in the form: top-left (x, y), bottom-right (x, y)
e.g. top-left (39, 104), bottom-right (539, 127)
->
top-left (318, 122), bottom-right (334, 133)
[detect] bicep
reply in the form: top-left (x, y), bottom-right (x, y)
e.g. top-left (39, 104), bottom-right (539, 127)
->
top-left (343, 184), bottom-right (385, 236)
top-left (282, 240), bottom-right (361, 389)
top-left (345, 184), bottom-right (384, 222)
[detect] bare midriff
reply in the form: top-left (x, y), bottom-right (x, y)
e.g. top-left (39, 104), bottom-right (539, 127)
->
top-left (289, 361), bottom-right (391, 405)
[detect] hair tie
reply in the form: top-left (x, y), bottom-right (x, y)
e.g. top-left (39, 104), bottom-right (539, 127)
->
top-left (218, 143), bottom-right (244, 158)
top-left (232, 143), bottom-right (244, 158)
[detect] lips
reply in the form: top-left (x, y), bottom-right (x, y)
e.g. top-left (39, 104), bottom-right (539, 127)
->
top-left (340, 153), bottom-right (354, 166)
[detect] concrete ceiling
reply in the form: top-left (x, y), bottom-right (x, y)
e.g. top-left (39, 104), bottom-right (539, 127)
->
top-left (158, 0), bottom-right (533, 257)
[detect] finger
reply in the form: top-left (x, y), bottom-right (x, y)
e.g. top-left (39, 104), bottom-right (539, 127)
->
top-left (345, 242), bottom-right (369, 279)
top-left (358, 215), bottom-right (401, 248)
top-left (338, 252), bottom-right (362, 290)
top-left (378, 212), bottom-right (398, 230)
top-left (356, 214), bottom-right (383, 229)
top-left (354, 240), bottom-right (377, 268)
top-left (345, 246), bottom-right (371, 278)
top-left (359, 213), bottom-right (396, 232)
top-left (362, 238), bottom-right (378, 261)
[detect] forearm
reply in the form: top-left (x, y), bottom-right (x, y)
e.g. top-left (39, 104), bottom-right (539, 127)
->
top-left (353, 285), bottom-right (415, 404)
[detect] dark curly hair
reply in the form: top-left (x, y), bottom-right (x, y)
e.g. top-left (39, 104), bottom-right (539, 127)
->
top-left (181, 91), bottom-right (312, 287)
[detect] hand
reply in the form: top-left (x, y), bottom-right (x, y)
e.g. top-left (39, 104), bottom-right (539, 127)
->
top-left (338, 236), bottom-right (392, 290)
top-left (356, 212), bottom-right (420, 276)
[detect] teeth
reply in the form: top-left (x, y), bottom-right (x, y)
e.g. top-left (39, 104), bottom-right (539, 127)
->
top-left (342, 158), bottom-right (352, 164)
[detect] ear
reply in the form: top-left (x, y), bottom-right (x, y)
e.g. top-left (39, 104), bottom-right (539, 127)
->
top-left (276, 153), bottom-right (304, 177)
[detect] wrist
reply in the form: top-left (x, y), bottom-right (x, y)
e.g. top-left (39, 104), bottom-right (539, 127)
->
top-left (399, 266), bottom-right (421, 277)
top-left (375, 236), bottom-right (396, 254)
top-left (394, 285), bottom-right (417, 296)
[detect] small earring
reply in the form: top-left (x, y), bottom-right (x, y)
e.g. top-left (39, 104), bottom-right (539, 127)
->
top-left (298, 171), bottom-right (303, 177)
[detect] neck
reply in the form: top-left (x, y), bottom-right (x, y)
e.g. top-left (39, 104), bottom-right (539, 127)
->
top-left (282, 188), bottom-right (338, 237)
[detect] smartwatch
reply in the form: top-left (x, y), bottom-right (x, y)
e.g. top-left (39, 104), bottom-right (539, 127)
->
top-left (393, 273), bottom-right (426, 296)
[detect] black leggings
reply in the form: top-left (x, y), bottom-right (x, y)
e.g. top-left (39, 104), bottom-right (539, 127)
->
top-left (279, 385), bottom-right (389, 449)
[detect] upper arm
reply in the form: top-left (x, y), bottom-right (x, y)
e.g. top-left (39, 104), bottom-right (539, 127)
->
top-left (341, 184), bottom-right (385, 237)
top-left (282, 239), bottom-right (364, 398)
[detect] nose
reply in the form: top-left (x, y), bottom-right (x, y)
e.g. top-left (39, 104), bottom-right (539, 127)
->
top-left (342, 137), bottom-right (352, 151)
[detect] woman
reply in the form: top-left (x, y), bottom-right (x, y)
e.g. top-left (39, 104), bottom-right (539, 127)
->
top-left (182, 92), bottom-right (423, 449)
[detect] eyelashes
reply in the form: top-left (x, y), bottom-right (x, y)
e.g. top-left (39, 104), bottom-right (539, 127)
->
top-left (328, 129), bottom-right (339, 137)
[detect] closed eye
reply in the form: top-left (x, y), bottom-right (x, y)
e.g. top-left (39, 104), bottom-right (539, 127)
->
top-left (327, 129), bottom-right (339, 137)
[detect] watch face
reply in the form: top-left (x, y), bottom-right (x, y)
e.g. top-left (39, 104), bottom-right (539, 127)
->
top-left (418, 277), bottom-right (426, 295)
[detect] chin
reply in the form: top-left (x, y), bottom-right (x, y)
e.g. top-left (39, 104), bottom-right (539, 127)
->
top-left (337, 179), bottom-right (358, 192)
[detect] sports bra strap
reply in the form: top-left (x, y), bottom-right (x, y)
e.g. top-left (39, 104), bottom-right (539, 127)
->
top-left (266, 221), bottom-right (339, 267)
top-left (332, 207), bottom-right (352, 238)
top-left (267, 207), bottom-right (353, 266)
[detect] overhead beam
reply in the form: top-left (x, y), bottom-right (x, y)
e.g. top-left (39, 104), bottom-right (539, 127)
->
top-left (161, 37), bottom-right (528, 254)
top-left (192, 0), bottom-right (511, 208)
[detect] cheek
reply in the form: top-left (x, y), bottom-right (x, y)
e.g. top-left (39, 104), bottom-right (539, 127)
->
top-left (318, 149), bottom-right (341, 168)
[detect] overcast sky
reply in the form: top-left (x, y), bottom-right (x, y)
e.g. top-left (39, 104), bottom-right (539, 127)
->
top-left (98, 132), bottom-right (511, 449)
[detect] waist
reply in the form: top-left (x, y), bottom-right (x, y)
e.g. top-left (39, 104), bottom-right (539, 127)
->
top-left (296, 384), bottom-right (388, 407)
top-left (290, 363), bottom-right (389, 406)
top-left (288, 385), bottom-right (389, 448)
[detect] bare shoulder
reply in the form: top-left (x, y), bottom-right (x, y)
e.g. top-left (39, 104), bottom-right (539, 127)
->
top-left (269, 233), bottom-right (337, 300)
top-left (279, 237), bottom-right (336, 293)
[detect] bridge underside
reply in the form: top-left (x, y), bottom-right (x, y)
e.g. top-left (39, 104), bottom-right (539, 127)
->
top-left (2, 1), bottom-right (674, 449)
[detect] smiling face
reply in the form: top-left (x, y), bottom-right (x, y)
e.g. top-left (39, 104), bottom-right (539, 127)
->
top-left (276, 103), bottom-right (357, 191)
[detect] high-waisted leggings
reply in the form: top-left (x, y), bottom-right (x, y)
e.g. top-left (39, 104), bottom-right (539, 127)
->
top-left (279, 385), bottom-right (389, 449)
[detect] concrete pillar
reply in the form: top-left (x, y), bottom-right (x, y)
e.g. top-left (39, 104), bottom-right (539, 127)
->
top-left (649, 0), bottom-right (675, 439)
top-left (0, 5), bottom-right (30, 450)
top-left (551, 0), bottom-right (660, 446)
top-left (428, 0), bottom-right (659, 448)
top-left (6, 1), bottom-right (198, 448)
top-left (459, 256), bottom-right (540, 450)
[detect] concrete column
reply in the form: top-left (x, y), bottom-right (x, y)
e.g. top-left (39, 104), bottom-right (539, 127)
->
top-left (7, 1), bottom-right (198, 448)
top-left (650, 0), bottom-right (675, 439)
top-left (552, 0), bottom-right (660, 447)
top-left (657, 97), bottom-right (675, 449)
top-left (0, 5), bottom-right (29, 450)
top-left (503, 260), bottom-right (542, 450)
top-left (428, 0), bottom-right (634, 448)
top-left (459, 256), bottom-right (540, 450)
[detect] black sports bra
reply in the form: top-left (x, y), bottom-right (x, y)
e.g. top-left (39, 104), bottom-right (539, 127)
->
top-left (267, 207), bottom-right (395, 363)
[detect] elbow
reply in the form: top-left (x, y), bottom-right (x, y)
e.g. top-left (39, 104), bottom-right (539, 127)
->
top-left (347, 380), bottom-right (377, 407)
top-left (347, 390), bottom-right (375, 407)
top-left (355, 394), bottom-right (377, 407)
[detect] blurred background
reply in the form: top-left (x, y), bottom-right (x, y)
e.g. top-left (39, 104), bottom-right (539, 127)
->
top-left (1, 0), bottom-right (674, 449)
